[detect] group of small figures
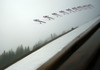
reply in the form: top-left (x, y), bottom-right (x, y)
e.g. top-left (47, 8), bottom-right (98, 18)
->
top-left (33, 4), bottom-right (94, 24)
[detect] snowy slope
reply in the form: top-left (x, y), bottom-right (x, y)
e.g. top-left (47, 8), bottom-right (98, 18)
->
top-left (5, 16), bottom-right (100, 70)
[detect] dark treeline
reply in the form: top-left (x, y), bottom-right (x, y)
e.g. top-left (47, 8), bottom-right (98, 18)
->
top-left (0, 45), bottom-right (30, 69)
top-left (0, 27), bottom-right (78, 69)
top-left (0, 36), bottom-right (54, 69)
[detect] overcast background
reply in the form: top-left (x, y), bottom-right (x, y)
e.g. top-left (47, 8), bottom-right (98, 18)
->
top-left (0, 0), bottom-right (100, 54)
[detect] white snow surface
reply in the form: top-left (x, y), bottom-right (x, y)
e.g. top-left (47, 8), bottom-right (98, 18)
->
top-left (5, 16), bottom-right (100, 70)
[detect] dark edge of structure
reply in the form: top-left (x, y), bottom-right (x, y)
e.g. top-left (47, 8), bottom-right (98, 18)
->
top-left (38, 22), bottom-right (100, 70)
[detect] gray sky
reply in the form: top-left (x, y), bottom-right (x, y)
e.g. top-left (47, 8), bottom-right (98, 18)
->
top-left (0, 0), bottom-right (100, 54)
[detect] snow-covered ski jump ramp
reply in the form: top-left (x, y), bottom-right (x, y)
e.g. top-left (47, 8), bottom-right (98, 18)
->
top-left (5, 16), bottom-right (100, 70)
top-left (0, 0), bottom-right (100, 70)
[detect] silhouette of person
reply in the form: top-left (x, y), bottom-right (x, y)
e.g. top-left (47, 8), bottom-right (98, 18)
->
top-left (34, 19), bottom-right (46, 24)
top-left (77, 6), bottom-right (83, 11)
top-left (66, 9), bottom-right (74, 13)
top-left (52, 13), bottom-right (62, 17)
top-left (59, 10), bottom-right (69, 15)
top-left (43, 16), bottom-right (54, 20)
top-left (72, 7), bottom-right (79, 12)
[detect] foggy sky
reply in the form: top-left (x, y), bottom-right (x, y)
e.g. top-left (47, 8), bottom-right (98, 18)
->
top-left (0, 0), bottom-right (100, 54)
